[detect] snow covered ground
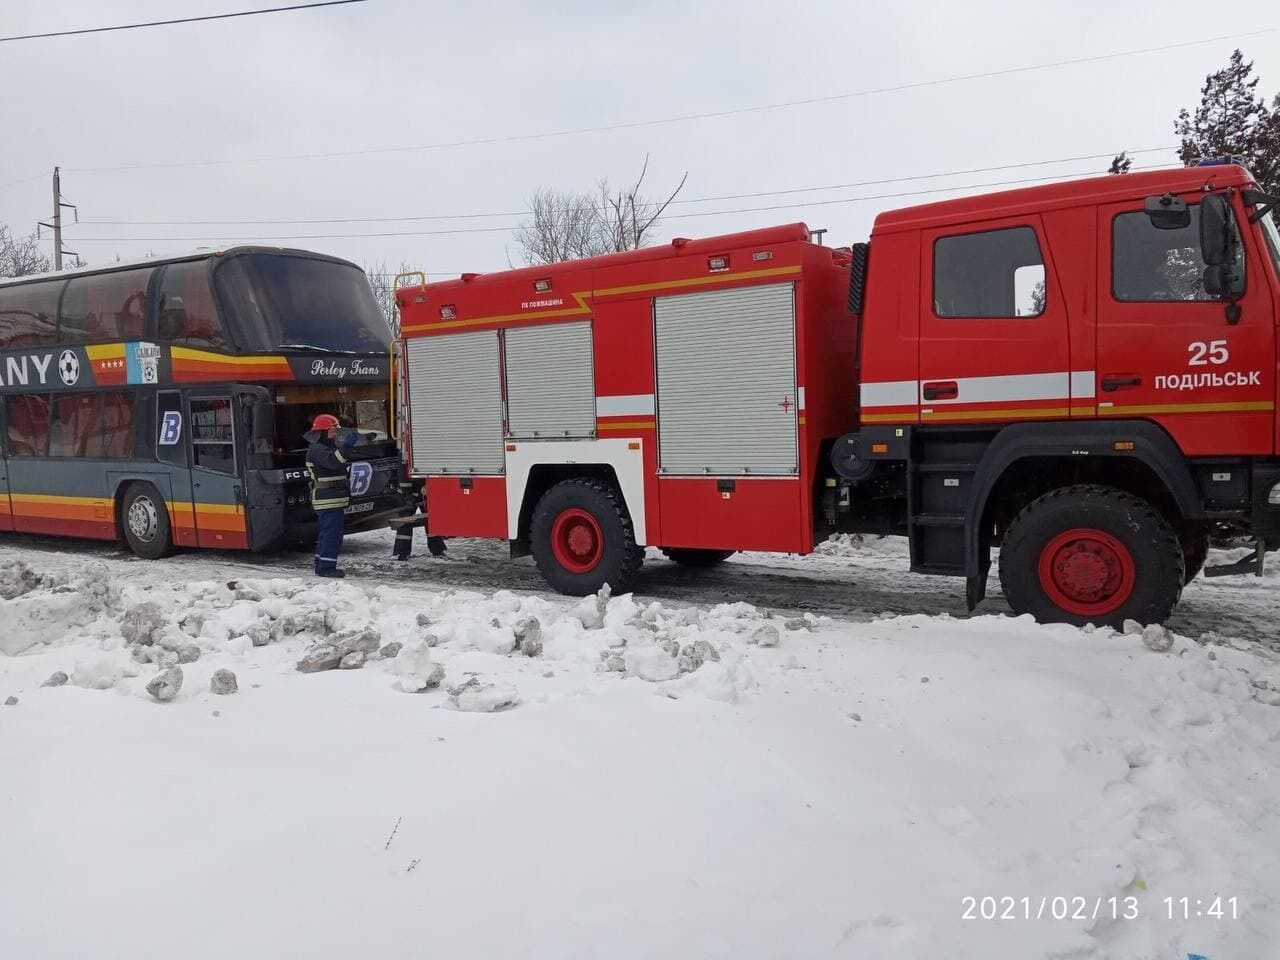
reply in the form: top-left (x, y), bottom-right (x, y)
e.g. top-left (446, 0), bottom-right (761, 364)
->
top-left (2, 532), bottom-right (1279, 959)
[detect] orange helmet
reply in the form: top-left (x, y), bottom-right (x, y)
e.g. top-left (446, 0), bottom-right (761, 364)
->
top-left (311, 413), bottom-right (340, 431)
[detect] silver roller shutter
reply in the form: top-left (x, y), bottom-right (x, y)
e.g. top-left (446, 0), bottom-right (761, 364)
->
top-left (655, 282), bottom-right (797, 476)
top-left (404, 331), bottom-right (505, 474)
top-left (504, 321), bottom-right (596, 439)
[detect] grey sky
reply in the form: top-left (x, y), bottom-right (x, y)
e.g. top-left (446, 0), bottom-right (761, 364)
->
top-left (2, 0), bottom-right (1278, 278)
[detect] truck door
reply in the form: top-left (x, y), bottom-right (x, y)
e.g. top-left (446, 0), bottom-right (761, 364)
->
top-left (1096, 195), bottom-right (1275, 454)
top-left (918, 215), bottom-right (1076, 424)
top-left (187, 392), bottom-right (250, 549)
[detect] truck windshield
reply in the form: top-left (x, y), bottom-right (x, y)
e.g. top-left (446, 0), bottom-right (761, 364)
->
top-left (215, 254), bottom-right (390, 354)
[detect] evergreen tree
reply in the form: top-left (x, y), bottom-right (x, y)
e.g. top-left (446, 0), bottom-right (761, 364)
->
top-left (1108, 152), bottom-right (1132, 175)
top-left (1176, 48), bottom-right (1280, 192)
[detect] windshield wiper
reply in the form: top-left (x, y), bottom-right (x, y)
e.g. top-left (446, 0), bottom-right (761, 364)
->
top-left (274, 344), bottom-right (361, 355)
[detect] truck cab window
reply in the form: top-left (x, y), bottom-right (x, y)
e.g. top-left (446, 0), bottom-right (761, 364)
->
top-left (933, 226), bottom-right (1045, 318)
top-left (1112, 205), bottom-right (1244, 301)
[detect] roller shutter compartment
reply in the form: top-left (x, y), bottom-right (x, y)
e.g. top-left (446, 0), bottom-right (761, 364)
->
top-left (404, 330), bottom-right (505, 474)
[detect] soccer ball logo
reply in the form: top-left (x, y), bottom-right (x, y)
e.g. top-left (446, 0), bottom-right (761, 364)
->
top-left (58, 350), bottom-right (80, 386)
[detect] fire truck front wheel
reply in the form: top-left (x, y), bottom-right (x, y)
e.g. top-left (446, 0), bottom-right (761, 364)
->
top-left (998, 484), bottom-right (1183, 628)
top-left (120, 482), bottom-right (176, 560)
top-left (530, 479), bottom-right (643, 596)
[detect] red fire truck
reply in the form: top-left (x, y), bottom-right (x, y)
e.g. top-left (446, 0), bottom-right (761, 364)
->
top-left (394, 161), bottom-right (1280, 626)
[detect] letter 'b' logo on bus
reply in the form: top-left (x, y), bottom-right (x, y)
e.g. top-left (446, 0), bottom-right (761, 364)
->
top-left (159, 411), bottom-right (182, 446)
top-left (349, 461), bottom-right (373, 498)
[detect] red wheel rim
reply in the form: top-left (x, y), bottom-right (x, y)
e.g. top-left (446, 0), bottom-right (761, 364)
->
top-left (550, 508), bottom-right (604, 574)
top-left (1037, 528), bottom-right (1136, 617)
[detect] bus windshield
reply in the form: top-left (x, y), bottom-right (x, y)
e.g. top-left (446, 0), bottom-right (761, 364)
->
top-left (215, 253), bottom-right (390, 354)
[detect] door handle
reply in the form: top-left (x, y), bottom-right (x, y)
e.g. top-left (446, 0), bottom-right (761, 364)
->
top-left (922, 380), bottom-right (958, 401)
top-left (1101, 375), bottom-right (1142, 392)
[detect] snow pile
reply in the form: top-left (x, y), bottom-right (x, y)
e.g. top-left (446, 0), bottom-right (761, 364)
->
top-left (0, 546), bottom-right (1278, 959)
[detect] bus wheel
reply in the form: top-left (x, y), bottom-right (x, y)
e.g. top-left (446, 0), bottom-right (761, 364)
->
top-left (530, 479), bottom-right (643, 596)
top-left (998, 484), bottom-right (1182, 628)
top-left (661, 548), bottom-right (736, 567)
top-left (121, 483), bottom-right (176, 560)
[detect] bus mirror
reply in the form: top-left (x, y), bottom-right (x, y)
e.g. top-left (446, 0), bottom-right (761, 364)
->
top-left (1199, 194), bottom-right (1236, 266)
top-left (1145, 193), bottom-right (1191, 230)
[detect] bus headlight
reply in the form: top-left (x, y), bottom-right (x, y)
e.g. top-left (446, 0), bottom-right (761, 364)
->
top-left (1269, 482), bottom-right (1280, 505)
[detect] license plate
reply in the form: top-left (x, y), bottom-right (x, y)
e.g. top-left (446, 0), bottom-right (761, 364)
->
top-left (344, 501), bottom-right (375, 515)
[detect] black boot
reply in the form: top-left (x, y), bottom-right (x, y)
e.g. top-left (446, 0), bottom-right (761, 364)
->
top-left (316, 568), bottom-right (346, 579)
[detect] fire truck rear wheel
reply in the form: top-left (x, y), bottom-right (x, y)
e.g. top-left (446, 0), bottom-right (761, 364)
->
top-left (530, 479), bottom-right (643, 596)
top-left (998, 484), bottom-right (1182, 628)
top-left (1180, 530), bottom-right (1210, 584)
top-left (120, 482), bottom-right (176, 560)
top-left (660, 548), bottom-right (736, 567)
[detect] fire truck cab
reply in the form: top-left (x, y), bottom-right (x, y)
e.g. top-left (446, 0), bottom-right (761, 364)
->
top-left (396, 162), bottom-right (1280, 627)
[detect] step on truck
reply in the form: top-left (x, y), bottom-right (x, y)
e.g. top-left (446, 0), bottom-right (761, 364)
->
top-left (394, 161), bottom-right (1280, 627)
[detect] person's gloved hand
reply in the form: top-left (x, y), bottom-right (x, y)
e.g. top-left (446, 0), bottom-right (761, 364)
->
top-left (340, 430), bottom-right (359, 448)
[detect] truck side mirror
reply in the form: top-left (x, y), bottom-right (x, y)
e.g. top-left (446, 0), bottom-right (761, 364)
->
top-left (1145, 193), bottom-right (1191, 230)
top-left (1203, 263), bottom-right (1245, 298)
top-left (1199, 194), bottom-right (1237, 266)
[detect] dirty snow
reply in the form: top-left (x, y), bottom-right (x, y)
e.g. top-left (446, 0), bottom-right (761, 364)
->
top-left (1, 536), bottom-right (1278, 959)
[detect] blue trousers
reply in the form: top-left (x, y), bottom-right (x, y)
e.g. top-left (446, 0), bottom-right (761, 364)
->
top-left (315, 508), bottom-right (345, 573)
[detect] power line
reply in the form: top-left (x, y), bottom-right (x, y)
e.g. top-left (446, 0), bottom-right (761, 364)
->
top-left (60, 164), bottom-right (1162, 243)
top-left (74, 146), bottom-right (1178, 227)
top-left (64, 27), bottom-right (1275, 175)
top-left (0, 1), bottom-right (367, 43)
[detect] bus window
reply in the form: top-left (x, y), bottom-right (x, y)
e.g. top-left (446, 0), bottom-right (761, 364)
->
top-left (60, 268), bottom-right (152, 342)
top-left (215, 254), bottom-right (389, 353)
top-left (0, 281), bottom-right (60, 349)
top-left (6, 396), bottom-right (50, 456)
top-left (158, 261), bottom-right (226, 347)
top-left (191, 397), bottom-right (235, 473)
top-left (49, 394), bottom-right (105, 457)
top-left (102, 394), bottom-right (136, 458)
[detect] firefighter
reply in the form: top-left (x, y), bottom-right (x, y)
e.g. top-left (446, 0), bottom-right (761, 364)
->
top-left (391, 482), bottom-right (448, 560)
top-left (306, 413), bottom-right (356, 578)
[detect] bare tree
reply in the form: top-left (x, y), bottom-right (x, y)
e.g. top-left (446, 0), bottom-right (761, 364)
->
top-left (1107, 151), bottom-right (1132, 175)
top-left (365, 260), bottom-right (426, 334)
top-left (0, 223), bottom-right (53, 278)
top-left (514, 157), bottom-right (688, 265)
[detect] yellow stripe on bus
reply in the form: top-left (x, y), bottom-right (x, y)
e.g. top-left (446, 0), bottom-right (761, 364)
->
top-left (171, 347), bottom-right (289, 366)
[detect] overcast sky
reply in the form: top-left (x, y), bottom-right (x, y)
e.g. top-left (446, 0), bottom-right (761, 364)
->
top-left (2, 0), bottom-right (1279, 279)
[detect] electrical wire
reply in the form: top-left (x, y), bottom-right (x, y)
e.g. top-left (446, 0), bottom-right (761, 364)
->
top-left (74, 146), bottom-right (1178, 227)
top-left (0, 1), bottom-right (366, 43)
top-left (63, 27), bottom-right (1275, 174)
top-left (61, 163), bottom-right (1163, 242)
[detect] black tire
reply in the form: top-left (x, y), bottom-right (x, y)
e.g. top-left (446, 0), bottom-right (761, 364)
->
top-left (998, 484), bottom-right (1182, 628)
top-left (1180, 530), bottom-right (1210, 585)
top-left (661, 547), bottom-right (736, 567)
top-left (530, 479), bottom-right (643, 596)
top-left (120, 482), bottom-right (176, 560)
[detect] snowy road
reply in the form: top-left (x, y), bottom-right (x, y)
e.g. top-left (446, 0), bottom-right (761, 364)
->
top-left (2, 531), bottom-right (1279, 959)
top-left (3, 527), bottom-right (1278, 648)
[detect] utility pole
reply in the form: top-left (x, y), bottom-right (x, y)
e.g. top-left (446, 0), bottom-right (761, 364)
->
top-left (38, 166), bottom-right (78, 270)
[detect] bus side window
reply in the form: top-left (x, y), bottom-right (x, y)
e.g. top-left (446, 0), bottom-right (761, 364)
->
top-left (191, 397), bottom-right (235, 473)
top-left (60, 268), bottom-right (153, 342)
top-left (6, 396), bottom-right (50, 456)
top-left (158, 262), bottom-right (225, 347)
top-left (0, 281), bottom-right (60, 349)
top-left (49, 394), bottom-right (104, 458)
top-left (102, 393), bottom-right (136, 458)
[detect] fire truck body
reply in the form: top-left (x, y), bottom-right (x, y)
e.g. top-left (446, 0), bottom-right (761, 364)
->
top-left (398, 225), bottom-right (854, 589)
top-left (397, 162), bottom-right (1280, 626)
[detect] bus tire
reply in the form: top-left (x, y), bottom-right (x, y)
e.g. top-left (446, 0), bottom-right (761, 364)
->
top-left (661, 547), bottom-right (736, 567)
top-left (120, 482), bottom-right (176, 560)
top-left (530, 478), bottom-right (643, 596)
top-left (998, 484), bottom-right (1182, 628)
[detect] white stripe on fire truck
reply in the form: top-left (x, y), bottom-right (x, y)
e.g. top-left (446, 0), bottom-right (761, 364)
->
top-left (597, 393), bottom-right (656, 417)
top-left (861, 371), bottom-right (1097, 407)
